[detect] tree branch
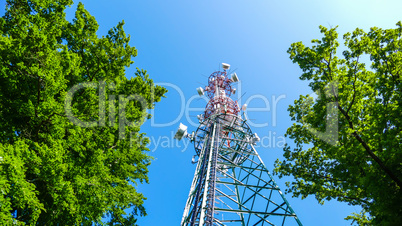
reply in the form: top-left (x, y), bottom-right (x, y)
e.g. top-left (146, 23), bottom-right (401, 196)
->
top-left (337, 102), bottom-right (402, 188)
top-left (347, 56), bottom-right (359, 114)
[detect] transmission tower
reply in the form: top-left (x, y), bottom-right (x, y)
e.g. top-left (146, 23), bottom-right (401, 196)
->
top-left (174, 63), bottom-right (303, 226)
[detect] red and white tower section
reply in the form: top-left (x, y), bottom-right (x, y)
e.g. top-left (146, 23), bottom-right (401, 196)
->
top-left (175, 63), bottom-right (302, 226)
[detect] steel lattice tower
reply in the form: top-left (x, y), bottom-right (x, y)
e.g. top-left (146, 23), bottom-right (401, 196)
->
top-left (175, 63), bottom-right (303, 226)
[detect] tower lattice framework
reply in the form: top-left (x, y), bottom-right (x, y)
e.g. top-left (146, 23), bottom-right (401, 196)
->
top-left (176, 64), bottom-right (303, 226)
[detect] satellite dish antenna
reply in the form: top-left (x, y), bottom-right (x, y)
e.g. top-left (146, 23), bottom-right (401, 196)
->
top-left (222, 63), bottom-right (230, 70)
top-left (252, 133), bottom-right (260, 144)
top-left (242, 104), bottom-right (247, 111)
top-left (197, 87), bottom-right (204, 96)
top-left (231, 73), bottom-right (239, 82)
top-left (174, 123), bottom-right (188, 140)
top-left (197, 114), bottom-right (204, 122)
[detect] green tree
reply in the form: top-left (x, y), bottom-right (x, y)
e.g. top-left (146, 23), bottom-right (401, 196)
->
top-left (0, 0), bottom-right (167, 225)
top-left (274, 22), bottom-right (402, 225)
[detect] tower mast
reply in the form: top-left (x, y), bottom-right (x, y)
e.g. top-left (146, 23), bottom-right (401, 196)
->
top-left (175, 63), bottom-right (302, 226)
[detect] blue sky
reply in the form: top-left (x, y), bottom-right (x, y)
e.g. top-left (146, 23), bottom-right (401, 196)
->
top-left (2, 0), bottom-right (402, 225)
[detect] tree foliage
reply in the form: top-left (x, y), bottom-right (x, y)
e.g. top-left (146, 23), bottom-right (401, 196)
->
top-left (274, 22), bottom-right (402, 225)
top-left (0, 0), bottom-right (167, 225)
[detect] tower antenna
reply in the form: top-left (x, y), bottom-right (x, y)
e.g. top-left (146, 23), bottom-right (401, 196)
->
top-left (175, 63), bottom-right (303, 226)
